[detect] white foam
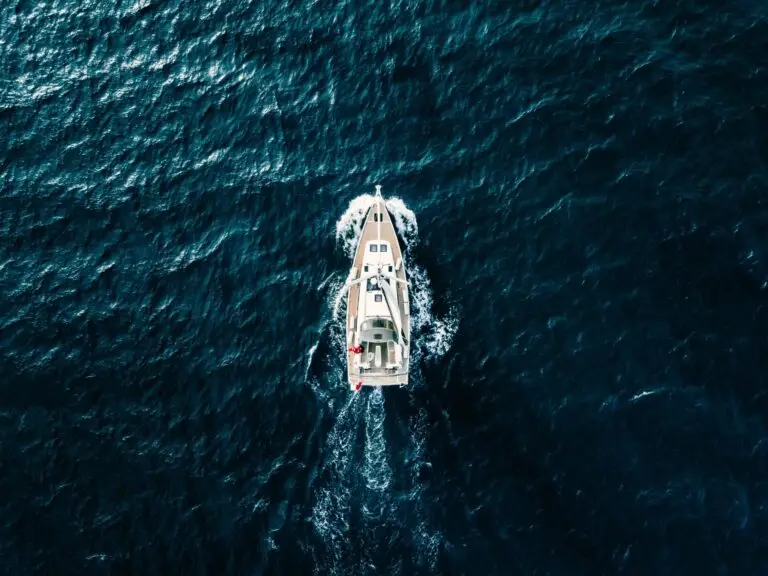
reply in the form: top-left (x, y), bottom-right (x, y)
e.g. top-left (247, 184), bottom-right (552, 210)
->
top-left (385, 196), bottom-right (419, 250)
top-left (629, 388), bottom-right (664, 403)
top-left (363, 389), bottom-right (391, 494)
top-left (335, 194), bottom-right (375, 258)
top-left (310, 392), bottom-right (362, 571)
top-left (304, 341), bottom-right (319, 382)
top-left (331, 268), bottom-right (355, 321)
top-left (424, 305), bottom-right (459, 360)
top-left (407, 263), bottom-right (459, 364)
top-left (316, 272), bottom-right (335, 292)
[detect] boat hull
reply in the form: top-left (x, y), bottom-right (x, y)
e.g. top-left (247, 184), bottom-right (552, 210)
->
top-left (346, 192), bottom-right (410, 389)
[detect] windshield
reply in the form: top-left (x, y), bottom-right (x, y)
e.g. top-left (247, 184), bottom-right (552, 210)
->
top-left (361, 319), bottom-right (398, 343)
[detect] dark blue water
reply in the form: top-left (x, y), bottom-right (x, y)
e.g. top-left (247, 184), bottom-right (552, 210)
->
top-left (2, 1), bottom-right (768, 574)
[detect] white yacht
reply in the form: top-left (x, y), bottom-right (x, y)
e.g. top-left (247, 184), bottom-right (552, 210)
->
top-left (346, 185), bottom-right (410, 390)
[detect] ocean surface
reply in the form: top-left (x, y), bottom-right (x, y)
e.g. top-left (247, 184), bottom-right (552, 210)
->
top-left (2, 1), bottom-right (768, 574)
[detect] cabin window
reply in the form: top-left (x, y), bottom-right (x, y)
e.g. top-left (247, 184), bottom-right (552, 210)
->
top-left (375, 294), bottom-right (382, 302)
top-left (369, 244), bottom-right (378, 252)
top-left (388, 265), bottom-right (393, 272)
top-left (380, 244), bottom-right (388, 252)
top-left (364, 265), bottom-right (368, 272)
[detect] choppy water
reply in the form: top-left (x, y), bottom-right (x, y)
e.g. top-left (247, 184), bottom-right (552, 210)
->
top-left (2, 1), bottom-right (768, 574)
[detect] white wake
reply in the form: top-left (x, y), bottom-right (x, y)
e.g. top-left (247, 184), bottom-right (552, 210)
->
top-left (310, 392), bottom-right (362, 574)
top-left (363, 388), bottom-right (391, 494)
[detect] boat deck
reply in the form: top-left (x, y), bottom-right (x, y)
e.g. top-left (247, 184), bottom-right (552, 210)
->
top-left (346, 194), bottom-right (409, 387)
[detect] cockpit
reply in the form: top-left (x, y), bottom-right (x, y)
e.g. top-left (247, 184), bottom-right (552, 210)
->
top-left (360, 318), bottom-right (398, 344)
top-left (356, 318), bottom-right (402, 371)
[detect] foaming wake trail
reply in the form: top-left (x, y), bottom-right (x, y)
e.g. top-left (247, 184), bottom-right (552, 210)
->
top-left (310, 392), bottom-right (363, 573)
top-left (363, 388), bottom-right (392, 494)
top-left (310, 388), bottom-right (398, 576)
top-left (304, 341), bottom-right (320, 383)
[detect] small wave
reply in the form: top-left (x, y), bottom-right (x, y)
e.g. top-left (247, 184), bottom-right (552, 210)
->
top-left (304, 341), bottom-right (319, 382)
top-left (407, 403), bottom-right (441, 570)
top-left (629, 388), bottom-right (666, 403)
top-left (316, 272), bottom-right (335, 292)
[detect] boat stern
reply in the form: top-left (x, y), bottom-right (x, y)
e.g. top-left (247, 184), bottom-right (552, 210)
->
top-left (349, 373), bottom-right (409, 391)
